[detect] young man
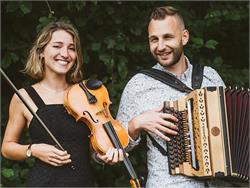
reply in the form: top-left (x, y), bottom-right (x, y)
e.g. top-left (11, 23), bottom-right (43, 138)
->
top-left (117, 6), bottom-right (232, 187)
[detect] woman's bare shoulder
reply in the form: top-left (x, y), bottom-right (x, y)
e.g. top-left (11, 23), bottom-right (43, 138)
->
top-left (10, 86), bottom-right (38, 119)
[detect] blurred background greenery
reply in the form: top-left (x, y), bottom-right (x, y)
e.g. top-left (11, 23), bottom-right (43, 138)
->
top-left (1, 1), bottom-right (249, 187)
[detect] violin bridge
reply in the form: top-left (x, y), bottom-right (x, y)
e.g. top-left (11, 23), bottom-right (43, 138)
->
top-left (96, 108), bottom-right (109, 117)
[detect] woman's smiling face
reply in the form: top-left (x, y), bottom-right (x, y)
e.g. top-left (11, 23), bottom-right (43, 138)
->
top-left (41, 29), bottom-right (76, 76)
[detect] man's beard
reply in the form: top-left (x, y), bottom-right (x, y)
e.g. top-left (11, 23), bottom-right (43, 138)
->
top-left (157, 45), bottom-right (183, 68)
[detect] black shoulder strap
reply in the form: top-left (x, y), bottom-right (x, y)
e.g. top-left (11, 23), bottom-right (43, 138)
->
top-left (139, 68), bottom-right (193, 93)
top-left (192, 64), bottom-right (204, 89)
top-left (24, 86), bottom-right (46, 109)
top-left (146, 132), bottom-right (168, 156)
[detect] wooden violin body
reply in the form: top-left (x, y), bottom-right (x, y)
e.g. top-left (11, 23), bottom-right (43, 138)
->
top-left (64, 80), bottom-right (129, 154)
top-left (64, 79), bottom-right (140, 188)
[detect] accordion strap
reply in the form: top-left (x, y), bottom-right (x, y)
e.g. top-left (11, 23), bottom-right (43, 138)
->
top-left (191, 64), bottom-right (204, 89)
top-left (139, 64), bottom-right (204, 156)
top-left (139, 68), bottom-right (193, 93)
top-left (146, 132), bottom-right (168, 156)
top-left (139, 64), bottom-right (204, 91)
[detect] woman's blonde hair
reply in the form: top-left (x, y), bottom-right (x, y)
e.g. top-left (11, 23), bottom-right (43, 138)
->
top-left (23, 21), bottom-right (83, 84)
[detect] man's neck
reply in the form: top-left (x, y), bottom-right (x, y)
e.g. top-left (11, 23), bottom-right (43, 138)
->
top-left (164, 55), bottom-right (187, 78)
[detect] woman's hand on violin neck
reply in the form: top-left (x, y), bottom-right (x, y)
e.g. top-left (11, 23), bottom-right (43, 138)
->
top-left (129, 105), bottom-right (179, 142)
top-left (31, 143), bottom-right (71, 167)
top-left (96, 148), bottom-right (126, 165)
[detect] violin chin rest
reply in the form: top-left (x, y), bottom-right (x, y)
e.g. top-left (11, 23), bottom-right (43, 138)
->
top-left (85, 79), bottom-right (103, 90)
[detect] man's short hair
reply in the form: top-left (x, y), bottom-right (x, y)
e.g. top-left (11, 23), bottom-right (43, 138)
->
top-left (150, 6), bottom-right (185, 29)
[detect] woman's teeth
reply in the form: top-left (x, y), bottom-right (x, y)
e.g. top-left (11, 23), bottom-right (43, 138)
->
top-left (57, 60), bottom-right (68, 65)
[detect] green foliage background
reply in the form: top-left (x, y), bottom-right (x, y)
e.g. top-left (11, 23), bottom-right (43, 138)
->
top-left (1, 1), bottom-right (249, 187)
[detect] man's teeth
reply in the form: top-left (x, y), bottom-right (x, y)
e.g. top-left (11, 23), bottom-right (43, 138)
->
top-left (159, 53), bottom-right (170, 57)
top-left (164, 52), bottom-right (171, 55)
top-left (159, 51), bottom-right (171, 56)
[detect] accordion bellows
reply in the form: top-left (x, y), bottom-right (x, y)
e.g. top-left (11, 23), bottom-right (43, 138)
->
top-left (164, 87), bottom-right (249, 181)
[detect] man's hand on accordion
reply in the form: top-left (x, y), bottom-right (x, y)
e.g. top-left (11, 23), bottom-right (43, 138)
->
top-left (128, 105), bottom-right (179, 141)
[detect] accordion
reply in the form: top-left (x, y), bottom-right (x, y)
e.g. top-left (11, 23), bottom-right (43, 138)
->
top-left (164, 87), bottom-right (249, 181)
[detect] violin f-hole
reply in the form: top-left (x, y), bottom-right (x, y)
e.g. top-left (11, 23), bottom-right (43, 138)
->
top-left (83, 111), bottom-right (99, 123)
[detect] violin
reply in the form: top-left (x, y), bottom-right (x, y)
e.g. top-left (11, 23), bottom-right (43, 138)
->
top-left (64, 79), bottom-right (141, 188)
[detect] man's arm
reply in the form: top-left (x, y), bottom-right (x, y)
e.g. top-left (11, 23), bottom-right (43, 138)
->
top-left (117, 74), bottom-right (179, 148)
top-left (116, 76), bottom-right (143, 150)
top-left (203, 66), bottom-right (226, 87)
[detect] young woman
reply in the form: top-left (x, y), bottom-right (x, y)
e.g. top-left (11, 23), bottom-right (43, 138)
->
top-left (1, 21), bottom-right (123, 187)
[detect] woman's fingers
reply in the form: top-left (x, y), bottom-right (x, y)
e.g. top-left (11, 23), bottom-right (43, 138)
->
top-left (48, 152), bottom-right (72, 166)
top-left (32, 144), bottom-right (72, 167)
top-left (109, 149), bottom-right (125, 165)
top-left (96, 148), bottom-right (125, 165)
top-left (53, 147), bottom-right (69, 156)
top-left (96, 148), bottom-right (112, 162)
top-left (53, 151), bottom-right (71, 161)
top-left (118, 149), bottom-right (124, 161)
top-left (48, 157), bottom-right (71, 166)
top-left (111, 149), bottom-right (119, 164)
top-left (48, 160), bottom-right (61, 167)
top-left (48, 156), bottom-right (64, 166)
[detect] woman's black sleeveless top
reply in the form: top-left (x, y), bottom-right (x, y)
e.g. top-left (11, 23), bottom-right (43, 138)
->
top-left (24, 86), bottom-right (95, 187)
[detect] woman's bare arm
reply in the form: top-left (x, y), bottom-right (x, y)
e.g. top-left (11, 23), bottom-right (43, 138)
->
top-left (1, 92), bottom-right (30, 160)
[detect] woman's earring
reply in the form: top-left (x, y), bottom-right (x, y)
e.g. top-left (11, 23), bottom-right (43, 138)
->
top-left (39, 56), bottom-right (45, 66)
top-left (39, 55), bottom-right (43, 60)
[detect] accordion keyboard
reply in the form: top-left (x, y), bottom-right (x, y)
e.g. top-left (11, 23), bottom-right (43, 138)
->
top-left (165, 89), bottom-right (212, 177)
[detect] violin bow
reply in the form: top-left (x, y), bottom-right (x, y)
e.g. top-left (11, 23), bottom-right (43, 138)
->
top-left (0, 68), bottom-right (65, 151)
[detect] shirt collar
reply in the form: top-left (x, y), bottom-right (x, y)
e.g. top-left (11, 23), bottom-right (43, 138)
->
top-left (153, 56), bottom-right (193, 79)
